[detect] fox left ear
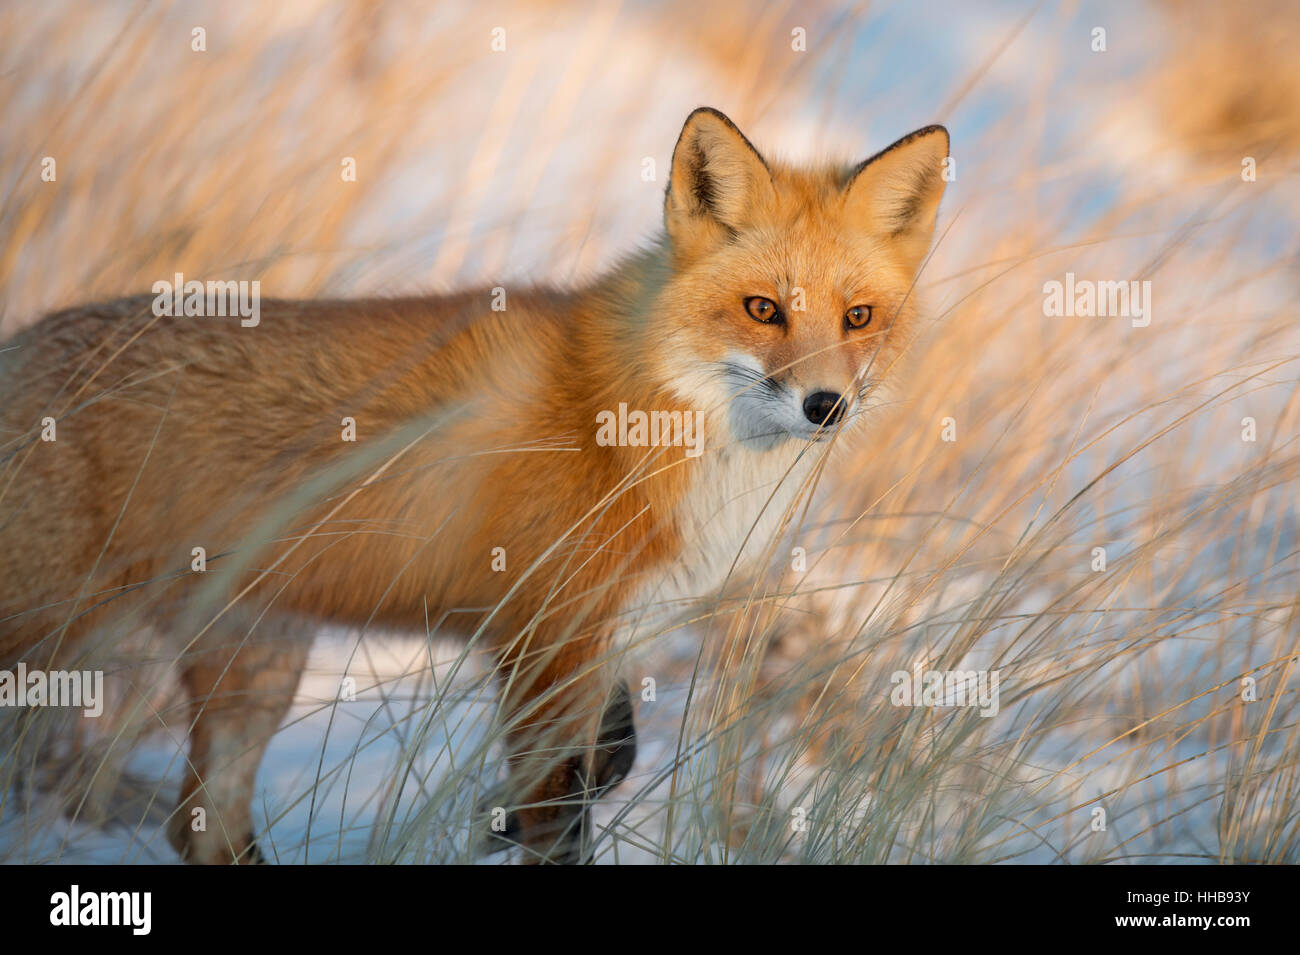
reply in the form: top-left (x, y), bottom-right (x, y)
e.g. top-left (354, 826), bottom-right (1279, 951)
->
top-left (665, 107), bottom-right (775, 253)
top-left (842, 125), bottom-right (949, 270)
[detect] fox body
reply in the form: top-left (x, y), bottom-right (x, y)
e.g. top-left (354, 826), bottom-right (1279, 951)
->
top-left (0, 108), bottom-right (947, 863)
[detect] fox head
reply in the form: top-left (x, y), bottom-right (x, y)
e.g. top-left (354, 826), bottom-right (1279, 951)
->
top-left (651, 107), bottom-right (948, 450)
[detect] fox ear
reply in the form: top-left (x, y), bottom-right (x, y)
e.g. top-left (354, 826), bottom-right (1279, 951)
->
top-left (842, 125), bottom-right (949, 268)
top-left (665, 107), bottom-right (774, 247)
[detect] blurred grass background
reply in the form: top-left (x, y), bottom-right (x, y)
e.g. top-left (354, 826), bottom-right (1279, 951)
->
top-left (2, 0), bottom-right (1299, 863)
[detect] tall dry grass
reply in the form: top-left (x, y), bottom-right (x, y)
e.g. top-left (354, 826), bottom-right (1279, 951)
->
top-left (2, 0), bottom-right (1298, 863)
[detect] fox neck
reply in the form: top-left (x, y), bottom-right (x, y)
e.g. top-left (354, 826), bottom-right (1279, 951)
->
top-left (557, 239), bottom-right (690, 454)
top-left (552, 240), bottom-right (819, 636)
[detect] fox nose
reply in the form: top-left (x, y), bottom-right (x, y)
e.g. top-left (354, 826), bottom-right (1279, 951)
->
top-left (802, 391), bottom-right (846, 427)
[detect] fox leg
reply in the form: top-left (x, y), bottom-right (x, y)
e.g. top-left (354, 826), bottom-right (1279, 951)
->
top-left (570, 678), bottom-right (639, 861)
top-left (167, 619), bottom-right (309, 864)
top-left (489, 674), bottom-right (637, 864)
top-left (591, 679), bottom-right (637, 794)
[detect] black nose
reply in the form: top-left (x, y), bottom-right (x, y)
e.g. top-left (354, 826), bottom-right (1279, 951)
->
top-left (802, 391), bottom-right (845, 427)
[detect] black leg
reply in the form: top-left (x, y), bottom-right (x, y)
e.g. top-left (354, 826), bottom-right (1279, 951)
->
top-left (478, 681), bottom-right (637, 863)
top-left (242, 838), bottom-right (268, 865)
top-left (591, 680), bottom-right (637, 795)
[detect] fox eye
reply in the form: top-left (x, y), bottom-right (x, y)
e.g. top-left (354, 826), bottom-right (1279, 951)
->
top-left (845, 305), bottom-right (873, 329)
top-left (744, 296), bottom-right (783, 324)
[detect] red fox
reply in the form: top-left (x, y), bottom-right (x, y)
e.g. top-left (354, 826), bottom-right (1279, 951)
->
top-left (0, 108), bottom-right (948, 863)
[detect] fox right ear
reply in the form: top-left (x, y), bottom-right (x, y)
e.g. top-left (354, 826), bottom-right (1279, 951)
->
top-left (842, 125), bottom-right (949, 271)
top-left (665, 107), bottom-right (774, 249)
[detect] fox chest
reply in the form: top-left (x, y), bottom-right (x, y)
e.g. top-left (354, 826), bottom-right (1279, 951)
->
top-left (614, 445), bottom-right (813, 651)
